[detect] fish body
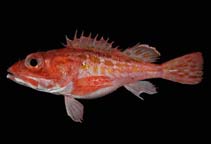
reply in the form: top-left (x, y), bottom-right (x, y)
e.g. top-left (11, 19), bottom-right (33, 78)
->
top-left (7, 32), bottom-right (203, 122)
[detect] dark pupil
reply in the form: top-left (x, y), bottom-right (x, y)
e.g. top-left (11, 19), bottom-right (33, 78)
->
top-left (30, 59), bottom-right (38, 66)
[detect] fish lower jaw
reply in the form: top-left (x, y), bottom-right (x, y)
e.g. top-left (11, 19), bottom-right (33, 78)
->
top-left (7, 73), bottom-right (16, 81)
top-left (7, 73), bottom-right (27, 85)
top-left (7, 73), bottom-right (37, 89)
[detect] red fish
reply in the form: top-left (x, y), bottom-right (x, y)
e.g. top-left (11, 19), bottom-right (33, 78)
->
top-left (7, 32), bottom-right (203, 122)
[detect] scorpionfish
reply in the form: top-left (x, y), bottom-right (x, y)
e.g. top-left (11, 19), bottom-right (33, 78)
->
top-left (7, 32), bottom-right (203, 122)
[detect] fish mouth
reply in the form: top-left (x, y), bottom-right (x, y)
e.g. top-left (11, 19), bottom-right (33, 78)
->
top-left (7, 70), bottom-right (38, 89)
top-left (7, 67), bottom-right (20, 81)
top-left (7, 72), bottom-right (29, 86)
top-left (7, 72), bottom-right (18, 81)
top-left (7, 71), bottom-right (68, 94)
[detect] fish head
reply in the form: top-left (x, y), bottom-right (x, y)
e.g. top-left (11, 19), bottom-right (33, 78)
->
top-left (7, 50), bottom-right (80, 94)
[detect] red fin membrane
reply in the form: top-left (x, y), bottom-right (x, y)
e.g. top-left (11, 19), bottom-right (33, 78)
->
top-left (66, 32), bottom-right (118, 52)
top-left (123, 44), bottom-right (160, 62)
top-left (162, 52), bottom-right (203, 84)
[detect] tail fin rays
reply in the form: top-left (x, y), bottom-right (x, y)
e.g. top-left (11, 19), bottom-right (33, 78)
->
top-left (162, 52), bottom-right (203, 84)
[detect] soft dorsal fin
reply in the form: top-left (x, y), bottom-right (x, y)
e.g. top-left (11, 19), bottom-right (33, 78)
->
top-left (123, 44), bottom-right (160, 62)
top-left (65, 31), bottom-right (119, 53)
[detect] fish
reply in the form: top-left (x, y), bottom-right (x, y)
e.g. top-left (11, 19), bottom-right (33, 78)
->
top-left (7, 32), bottom-right (203, 122)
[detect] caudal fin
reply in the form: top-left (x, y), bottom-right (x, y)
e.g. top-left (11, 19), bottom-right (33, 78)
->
top-left (162, 52), bottom-right (203, 84)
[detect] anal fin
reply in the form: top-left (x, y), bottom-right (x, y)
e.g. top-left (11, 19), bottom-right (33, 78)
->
top-left (124, 81), bottom-right (157, 100)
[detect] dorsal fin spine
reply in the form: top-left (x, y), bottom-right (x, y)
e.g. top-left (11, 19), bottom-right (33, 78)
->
top-left (65, 31), bottom-right (160, 63)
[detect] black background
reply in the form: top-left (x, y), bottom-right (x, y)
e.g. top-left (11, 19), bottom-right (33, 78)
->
top-left (1, 1), bottom-right (210, 142)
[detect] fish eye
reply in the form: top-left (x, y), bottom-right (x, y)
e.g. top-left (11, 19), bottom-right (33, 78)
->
top-left (25, 55), bottom-right (43, 70)
top-left (29, 58), bottom-right (38, 67)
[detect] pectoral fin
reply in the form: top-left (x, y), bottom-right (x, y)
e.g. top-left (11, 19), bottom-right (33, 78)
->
top-left (124, 81), bottom-right (157, 100)
top-left (64, 96), bottom-right (84, 123)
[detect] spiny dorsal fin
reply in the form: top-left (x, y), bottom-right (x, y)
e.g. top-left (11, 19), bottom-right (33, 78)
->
top-left (123, 44), bottom-right (160, 62)
top-left (65, 31), bottom-right (119, 52)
